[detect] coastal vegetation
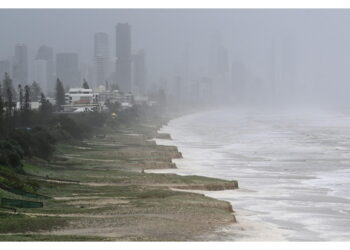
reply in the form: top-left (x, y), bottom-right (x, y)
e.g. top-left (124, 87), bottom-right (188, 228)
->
top-left (0, 73), bottom-right (238, 241)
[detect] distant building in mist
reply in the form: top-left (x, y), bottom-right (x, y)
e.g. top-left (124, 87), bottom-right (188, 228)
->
top-left (216, 45), bottom-right (229, 77)
top-left (35, 45), bottom-right (54, 94)
top-left (80, 63), bottom-right (94, 87)
top-left (94, 32), bottom-right (109, 87)
top-left (269, 35), bottom-right (297, 101)
top-left (56, 53), bottom-right (80, 88)
top-left (209, 44), bottom-right (230, 99)
top-left (132, 49), bottom-right (146, 95)
top-left (33, 60), bottom-right (48, 94)
top-left (231, 62), bottom-right (248, 100)
top-left (12, 44), bottom-right (28, 85)
top-left (115, 23), bottom-right (132, 93)
top-left (174, 76), bottom-right (182, 101)
top-left (0, 60), bottom-right (11, 80)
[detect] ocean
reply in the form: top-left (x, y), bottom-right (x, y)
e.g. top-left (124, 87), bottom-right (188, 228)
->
top-left (151, 107), bottom-right (350, 241)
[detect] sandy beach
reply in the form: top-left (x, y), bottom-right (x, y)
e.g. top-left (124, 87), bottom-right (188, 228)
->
top-left (0, 115), bottom-right (238, 241)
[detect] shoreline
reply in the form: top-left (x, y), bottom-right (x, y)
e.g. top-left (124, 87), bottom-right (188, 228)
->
top-left (150, 113), bottom-right (289, 241)
top-left (0, 112), bottom-right (239, 241)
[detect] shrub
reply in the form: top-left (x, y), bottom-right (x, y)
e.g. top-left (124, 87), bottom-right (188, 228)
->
top-left (0, 140), bottom-right (23, 170)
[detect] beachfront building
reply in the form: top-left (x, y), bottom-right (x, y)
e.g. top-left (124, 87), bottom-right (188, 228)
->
top-left (57, 86), bottom-right (138, 113)
top-left (62, 88), bottom-right (100, 112)
top-left (16, 101), bottom-right (40, 110)
top-left (95, 85), bottom-right (124, 104)
top-left (65, 88), bottom-right (96, 104)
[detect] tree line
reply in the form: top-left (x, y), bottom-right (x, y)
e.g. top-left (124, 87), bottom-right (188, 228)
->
top-left (0, 73), bottom-right (106, 172)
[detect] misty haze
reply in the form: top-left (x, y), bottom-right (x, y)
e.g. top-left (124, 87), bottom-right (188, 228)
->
top-left (1, 9), bottom-right (350, 242)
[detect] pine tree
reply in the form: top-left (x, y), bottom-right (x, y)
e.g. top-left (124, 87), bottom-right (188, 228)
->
top-left (55, 78), bottom-right (65, 109)
top-left (30, 81), bottom-right (42, 102)
top-left (0, 83), bottom-right (4, 136)
top-left (23, 85), bottom-right (31, 126)
top-left (40, 93), bottom-right (52, 121)
top-left (18, 84), bottom-right (24, 111)
top-left (24, 85), bottom-right (31, 111)
top-left (82, 79), bottom-right (90, 89)
top-left (2, 73), bottom-right (14, 133)
top-left (6, 87), bottom-right (13, 132)
top-left (3, 72), bottom-right (14, 103)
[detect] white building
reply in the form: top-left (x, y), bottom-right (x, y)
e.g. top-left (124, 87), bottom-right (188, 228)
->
top-left (60, 87), bottom-right (135, 113)
top-left (62, 88), bottom-right (100, 112)
top-left (16, 101), bottom-right (40, 110)
top-left (65, 88), bottom-right (96, 105)
top-left (95, 85), bottom-right (124, 104)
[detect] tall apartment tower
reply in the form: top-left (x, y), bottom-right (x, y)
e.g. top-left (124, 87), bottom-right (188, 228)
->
top-left (94, 32), bottom-right (109, 87)
top-left (115, 23), bottom-right (132, 93)
top-left (56, 53), bottom-right (80, 88)
top-left (132, 49), bottom-right (146, 95)
top-left (34, 60), bottom-right (48, 95)
top-left (12, 44), bottom-right (28, 85)
top-left (35, 45), bottom-right (54, 94)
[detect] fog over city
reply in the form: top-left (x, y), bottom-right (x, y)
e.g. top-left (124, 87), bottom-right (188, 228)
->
top-left (3, 8), bottom-right (350, 242)
top-left (1, 9), bottom-right (350, 107)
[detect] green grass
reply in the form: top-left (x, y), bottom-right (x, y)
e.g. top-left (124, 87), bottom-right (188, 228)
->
top-left (0, 165), bottom-right (40, 194)
top-left (136, 189), bottom-right (183, 199)
top-left (0, 212), bottom-right (68, 233)
top-left (0, 123), bottom-right (237, 240)
top-left (0, 234), bottom-right (110, 241)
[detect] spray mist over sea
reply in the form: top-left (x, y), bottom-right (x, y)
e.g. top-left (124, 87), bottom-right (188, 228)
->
top-left (151, 107), bottom-right (350, 241)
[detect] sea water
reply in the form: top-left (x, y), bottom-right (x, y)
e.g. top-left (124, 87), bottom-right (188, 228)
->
top-left (151, 107), bottom-right (350, 241)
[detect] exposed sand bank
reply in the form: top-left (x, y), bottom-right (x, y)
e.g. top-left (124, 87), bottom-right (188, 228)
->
top-left (0, 118), bottom-right (239, 241)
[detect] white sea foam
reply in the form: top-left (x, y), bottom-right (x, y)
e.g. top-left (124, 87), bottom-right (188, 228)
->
top-left (149, 107), bottom-right (350, 241)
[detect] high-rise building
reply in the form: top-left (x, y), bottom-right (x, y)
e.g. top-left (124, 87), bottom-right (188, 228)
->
top-left (12, 44), bottom-right (28, 85)
top-left (0, 60), bottom-right (11, 80)
top-left (231, 61), bottom-right (248, 100)
top-left (132, 50), bottom-right (146, 95)
top-left (36, 45), bottom-right (54, 93)
top-left (34, 59), bottom-right (48, 94)
top-left (34, 60), bottom-right (48, 95)
top-left (56, 53), bottom-right (80, 88)
top-left (80, 63), bottom-right (94, 86)
top-left (116, 23), bottom-right (132, 93)
top-left (216, 45), bottom-right (229, 77)
top-left (94, 32), bottom-right (109, 87)
top-left (208, 44), bottom-right (230, 99)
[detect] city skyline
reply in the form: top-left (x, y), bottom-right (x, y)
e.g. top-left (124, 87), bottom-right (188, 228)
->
top-left (0, 21), bottom-right (149, 97)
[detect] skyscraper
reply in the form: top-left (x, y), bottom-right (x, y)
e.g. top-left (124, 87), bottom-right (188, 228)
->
top-left (132, 49), bottom-right (146, 95)
top-left (34, 60), bottom-right (48, 95)
top-left (216, 45), bottom-right (229, 78)
top-left (56, 53), bottom-right (80, 88)
top-left (209, 44), bottom-right (230, 99)
top-left (94, 32), bottom-right (109, 87)
top-left (36, 45), bottom-right (54, 93)
top-left (80, 63), bottom-right (94, 86)
top-left (115, 23), bottom-right (131, 93)
top-left (12, 44), bottom-right (28, 85)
